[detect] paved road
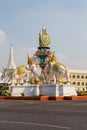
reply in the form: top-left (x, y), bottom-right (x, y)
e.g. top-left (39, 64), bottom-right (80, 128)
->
top-left (0, 100), bottom-right (87, 130)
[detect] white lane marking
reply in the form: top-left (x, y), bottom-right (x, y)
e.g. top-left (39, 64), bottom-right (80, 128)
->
top-left (0, 120), bottom-right (70, 129)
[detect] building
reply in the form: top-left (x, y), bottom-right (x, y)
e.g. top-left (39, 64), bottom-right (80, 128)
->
top-left (69, 69), bottom-right (87, 90)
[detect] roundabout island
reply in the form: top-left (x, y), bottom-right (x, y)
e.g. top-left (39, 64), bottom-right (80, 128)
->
top-left (0, 27), bottom-right (77, 98)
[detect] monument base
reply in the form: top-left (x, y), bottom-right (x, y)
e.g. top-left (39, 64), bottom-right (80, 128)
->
top-left (9, 83), bottom-right (77, 96)
top-left (40, 84), bottom-right (77, 96)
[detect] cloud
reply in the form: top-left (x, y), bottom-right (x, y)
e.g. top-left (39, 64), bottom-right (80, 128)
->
top-left (27, 47), bottom-right (37, 56)
top-left (57, 52), bottom-right (68, 60)
top-left (56, 52), bottom-right (87, 70)
top-left (15, 47), bottom-right (37, 66)
top-left (0, 30), bottom-right (6, 44)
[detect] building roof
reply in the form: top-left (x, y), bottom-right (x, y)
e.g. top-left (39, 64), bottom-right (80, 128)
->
top-left (69, 69), bottom-right (87, 74)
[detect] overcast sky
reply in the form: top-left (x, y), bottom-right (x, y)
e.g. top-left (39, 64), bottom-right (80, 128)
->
top-left (0, 0), bottom-right (87, 70)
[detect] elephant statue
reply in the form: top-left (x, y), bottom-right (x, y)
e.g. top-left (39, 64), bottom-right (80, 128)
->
top-left (43, 53), bottom-right (68, 84)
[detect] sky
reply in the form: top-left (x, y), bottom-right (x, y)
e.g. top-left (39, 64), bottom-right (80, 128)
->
top-left (0, 0), bottom-right (87, 70)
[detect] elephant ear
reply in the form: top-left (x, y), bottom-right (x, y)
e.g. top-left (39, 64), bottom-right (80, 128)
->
top-left (53, 62), bottom-right (61, 72)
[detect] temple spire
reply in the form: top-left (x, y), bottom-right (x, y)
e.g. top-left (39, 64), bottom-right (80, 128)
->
top-left (7, 45), bottom-right (16, 69)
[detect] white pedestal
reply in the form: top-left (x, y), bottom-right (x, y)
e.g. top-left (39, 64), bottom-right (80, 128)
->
top-left (40, 84), bottom-right (77, 96)
top-left (58, 84), bottom-right (77, 96)
top-left (9, 83), bottom-right (77, 96)
top-left (9, 84), bottom-right (39, 96)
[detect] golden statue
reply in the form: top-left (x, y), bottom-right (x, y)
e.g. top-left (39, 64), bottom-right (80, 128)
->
top-left (49, 52), bottom-right (57, 63)
top-left (27, 55), bottom-right (34, 65)
top-left (39, 27), bottom-right (50, 47)
top-left (27, 54), bottom-right (41, 84)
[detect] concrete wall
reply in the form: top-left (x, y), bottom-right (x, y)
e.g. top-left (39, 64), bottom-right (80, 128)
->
top-left (9, 85), bottom-right (39, 96)
top-left (9, 84), bottom-right (77, 96)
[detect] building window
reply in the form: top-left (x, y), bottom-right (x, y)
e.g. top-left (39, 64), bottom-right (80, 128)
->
top-left (77, 75), bottom-right (80, 78)
top-left (85, 76), bottom-right (87, 79)
top-left (81, 76), bottom-right (84, 79)
top-left (73, 82), bottom-right (76, 85)
top-left (81, 82), bottom-right (84, 86)
top-left (77, 82), bottom-right (80, 86)
top-left (85, 83), bottom-right (87, 86)
top-left (72, 75), bottom-right (75, 78)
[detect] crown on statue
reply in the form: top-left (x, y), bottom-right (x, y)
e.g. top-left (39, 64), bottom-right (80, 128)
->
top-left (39, 27), bottom-right (50, 47)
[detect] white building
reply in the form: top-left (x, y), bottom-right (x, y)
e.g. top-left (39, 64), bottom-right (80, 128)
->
top-left (69, 69), bottom-right (87, 90)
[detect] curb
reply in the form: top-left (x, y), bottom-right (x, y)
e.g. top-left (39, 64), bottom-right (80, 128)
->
top-left (0, 96), bottom-right (87, 100)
